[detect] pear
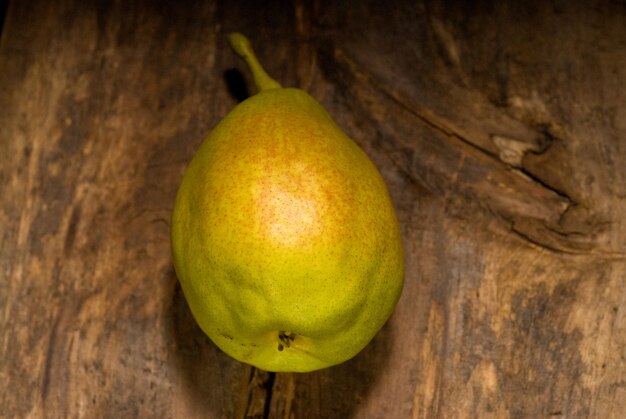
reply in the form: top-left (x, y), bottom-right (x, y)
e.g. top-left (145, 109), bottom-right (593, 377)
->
top-left (171, 33), bottom-right (404, 372)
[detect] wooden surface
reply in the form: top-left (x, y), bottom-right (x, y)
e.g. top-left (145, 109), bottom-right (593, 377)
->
top-left (1, 1), bottom-right (625, 418)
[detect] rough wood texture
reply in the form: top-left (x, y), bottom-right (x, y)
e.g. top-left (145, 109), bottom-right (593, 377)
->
top-left (1, 1), bottom-right (625, 418)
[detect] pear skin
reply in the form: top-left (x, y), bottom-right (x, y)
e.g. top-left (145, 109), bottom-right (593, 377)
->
top-left (171, 33), bottom-right (404, 372)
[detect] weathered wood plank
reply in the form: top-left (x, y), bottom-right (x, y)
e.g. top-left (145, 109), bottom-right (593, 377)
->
top-left (1, 0), bottom-right (624, 418)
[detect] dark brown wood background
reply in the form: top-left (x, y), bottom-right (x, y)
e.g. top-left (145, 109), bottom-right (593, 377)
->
top-left (1, 0), bottom-right (625, 418)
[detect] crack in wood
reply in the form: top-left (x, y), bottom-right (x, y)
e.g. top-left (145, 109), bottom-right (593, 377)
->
top-left (510, 223), bottom-right (577, 254)
top-left (263, 372), bottom-right (276, 419)
top-left (239, 367), bottom-right (278, 419)
top-left (518, 167), bottom-right (574, 205)
top-left (41, 315), bottom-right (60, 403)
top-left (0, 0), bottom-right (8, 39)
top-left (508, 219), bottom-right (626, 258)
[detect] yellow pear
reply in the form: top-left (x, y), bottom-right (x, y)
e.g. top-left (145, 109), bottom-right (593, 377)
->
top-left (171, 33), bottom-right (404, 372)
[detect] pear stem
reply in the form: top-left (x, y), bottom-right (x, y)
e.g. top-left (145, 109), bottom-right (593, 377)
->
top-left (228, 33), bottom-right (282, 91)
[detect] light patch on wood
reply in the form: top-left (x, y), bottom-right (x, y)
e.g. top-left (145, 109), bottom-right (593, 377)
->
top-left (564, 267), bottom-right (626, 398)
top-left (492, 135), bottom-right (536, 167)
top-left (412, 302), bottom-right (444, 418)
top-left (465, 361), bottom-right (510, 418)
top-left (431, 17), bottom-right (461, 67)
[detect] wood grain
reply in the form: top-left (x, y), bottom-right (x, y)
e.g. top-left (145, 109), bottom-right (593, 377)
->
top-left (1, 0), bottom-right (624, 418)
